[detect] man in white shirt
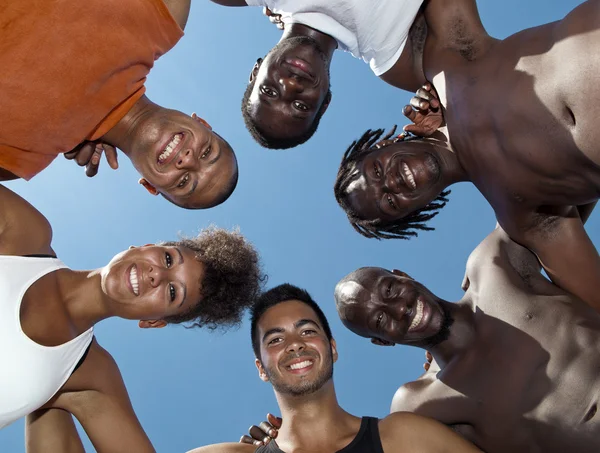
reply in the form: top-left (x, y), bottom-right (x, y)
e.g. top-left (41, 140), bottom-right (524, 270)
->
top-left (211, 0), bottom-right (425, 149)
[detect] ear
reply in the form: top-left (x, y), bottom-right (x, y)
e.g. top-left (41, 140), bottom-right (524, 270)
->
top-left (128, 245), bottom-right (135, 250)
top-left (330, 338), bottom-right (339, 363)
top-left (138, 178), bottom-right (159, 196)
top-left (138, 320), bottom-right (167, 329)
top-left (392, 269), bottom-right (412, 280)
top-left (249, 58), bottom-right (263, 83)
top-left (371, 337), bottom-right (395, 347)
top-left (255, 358), bottom-right (269, 382)
top-left (191, 113), bottom-right (212, 130)
top-left (320, 91), bottom-right (332, 114)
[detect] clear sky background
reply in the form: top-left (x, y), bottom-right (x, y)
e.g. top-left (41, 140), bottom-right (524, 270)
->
top-left (1, 0), bottom-right (595, 451)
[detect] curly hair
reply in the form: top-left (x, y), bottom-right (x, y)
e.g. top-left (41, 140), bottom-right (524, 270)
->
top-left (241, 77), bottom-right (332, 150)
top-left (161, 226), bottom-right (266, 329)
top-left (334, 126), bottom-right (451, 240)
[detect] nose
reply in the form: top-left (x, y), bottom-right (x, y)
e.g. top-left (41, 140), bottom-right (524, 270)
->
top-left (175, 148), bottom-right (195, 169)
top-left (279, 75), bottom-right (305, 95)
top-left (147, 264), bottom-right (167, 288)
top-left (383, 168), bottom-right (400, 193)
top-left (285, 335), bottom-right (306, 354)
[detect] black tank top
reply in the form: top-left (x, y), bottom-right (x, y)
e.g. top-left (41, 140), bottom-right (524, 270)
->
top-left (256, 417), bottom-right (384, 453)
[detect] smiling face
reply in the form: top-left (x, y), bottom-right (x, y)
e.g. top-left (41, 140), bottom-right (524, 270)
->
top-left (335, 268), bottom-right (450, 348)
top-left (101, 245), bottom-right (205, 323)
top-left (127, 111), bottom-right (238, 209)
top-left (344, 140), bottom-right (444, 223)
top-left (255, 300), bottom-right (337, 397)
top-left (247, 36), bottom-right (332, 143)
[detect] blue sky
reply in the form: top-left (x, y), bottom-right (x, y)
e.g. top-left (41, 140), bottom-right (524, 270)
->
top-left (0, 1), bottom-right (594, 451)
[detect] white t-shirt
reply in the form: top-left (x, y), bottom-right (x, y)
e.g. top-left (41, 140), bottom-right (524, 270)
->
top-left (245, 0), bottom-right (423, 76)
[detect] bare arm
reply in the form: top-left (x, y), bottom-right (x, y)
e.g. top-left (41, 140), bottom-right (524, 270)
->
top-left (187, 443), bottom-right (256, 453)
top-left (380, 412), bottom-right (481, 453)
top-left (0, 184), bottom-right (54, 256)
top-left (52, 341), bottom-right (155, 453)
top-left (26, 409), bottom-right (85, 453)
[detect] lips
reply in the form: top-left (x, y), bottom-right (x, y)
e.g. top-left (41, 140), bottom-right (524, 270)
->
top-left (284, 58), bottom-right (315, 82)
top-left (127, 264), bottom-right (139, 296)
top-left (407, 297), bottom-right (431, 334)
top-left (284, 356), bottom-right (315, 374)
top-left (157, 133), bottom-right (184, 166)
top-left (401, 162), bottom-right (417, 190)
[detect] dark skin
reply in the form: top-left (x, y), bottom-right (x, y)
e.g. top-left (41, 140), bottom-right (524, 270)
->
top-left (187, 300), bottom-right (480, 453)
top-left (0, 184), bottom-right (206, 452)
top-left (1, 0), bottom-right (238, 209)
top-left (334, 226), bottom-right (600, 452)
top-left (212, 0), bottom-right (428, 141)
top-left (344, 0), bottom-right (600, 310)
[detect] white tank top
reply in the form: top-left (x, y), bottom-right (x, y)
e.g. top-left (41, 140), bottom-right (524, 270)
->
top-left (0, 255), bottom-right (94, 429)
top-left (246, 0), bottom-right (424, 76)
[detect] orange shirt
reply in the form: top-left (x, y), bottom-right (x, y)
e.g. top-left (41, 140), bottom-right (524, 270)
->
top-left (0, 0), bottom-right (183, 180)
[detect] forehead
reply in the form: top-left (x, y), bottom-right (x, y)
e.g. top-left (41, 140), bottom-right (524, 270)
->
top-left (258, 300), bottom-right (322, 332)
top-left (248, 95), bottom-right (313, 138)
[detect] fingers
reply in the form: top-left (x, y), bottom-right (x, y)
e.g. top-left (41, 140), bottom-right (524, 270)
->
top-left (267, 414), bottom-right (282, 429)
top-left (259, 421), bottom-right (277, 438)
top-left (424, 362), bottom-right (431, 372)
top-left (403, 104), bottom-right (418, 121)
top-left (426, 351), bottom-right (433, 362)
top-left (239, 435), bottom-right (263, 446)
top-left (85, 145), bottom-right (104, 177)
top-left (104, 144), bottom-right (119, 170)
top-left (249, 425), bottom-right (272, 445)
top-left (410, 96), bottom-right (431, 112)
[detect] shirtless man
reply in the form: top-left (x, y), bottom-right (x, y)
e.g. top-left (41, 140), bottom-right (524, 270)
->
top-left (333, 225), bottom-right (600, 452)
top-left (0, 0), bottom-right (237, 209)
top-left (334, 0), bottom-right (600, 309)
top-left (187, 284), bottom-right (480, 453)
top-left (211, 0), bottom-right (425, 148)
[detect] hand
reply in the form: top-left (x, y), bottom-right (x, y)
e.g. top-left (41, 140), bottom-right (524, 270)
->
top-left (239, 413), bottom-right (282, 446)
top-left (64, 140), bottom-right (118, 177)
top-left (423, 351), bottom-right (433, 372)
top-left (263, 7), bottom-right (284, 30)
top-left (402, 83), bottom-right (444, 137)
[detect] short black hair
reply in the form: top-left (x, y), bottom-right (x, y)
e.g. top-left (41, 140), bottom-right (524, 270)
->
top-left (162, 227), bottom-right (266, 329)
top-left (241, 80), bottom-right (332, 150)
top-left (334, 126), bottom-right (451, 240)
top-left (250, 283), bottom-right (333, 359)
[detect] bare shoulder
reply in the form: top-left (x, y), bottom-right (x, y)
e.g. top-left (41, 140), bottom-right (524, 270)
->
top-left (187, 442), bottom-right (257, 453)
top-left (0, 184), bottom-right (53, 256)
top-left (379, 412), bottom-right (481, 452)
top-left (391, 374), bottom-right (436, 413)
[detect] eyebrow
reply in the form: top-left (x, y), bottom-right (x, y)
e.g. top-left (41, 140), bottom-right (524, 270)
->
top-left (295, 319), bottom-right (320, 330)
top-left (208, 139), bottom-right (221, 165)
top-left (262, 327), bottom-right (285, 343)
top-left (175, 248), bottom-right (187, 307)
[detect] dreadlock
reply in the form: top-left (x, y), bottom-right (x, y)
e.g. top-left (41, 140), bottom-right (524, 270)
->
top-left (333, 126), bottom-right (451, 240)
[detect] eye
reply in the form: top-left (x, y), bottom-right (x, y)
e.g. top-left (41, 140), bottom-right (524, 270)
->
top-left (268, 337), bottom-right (282, 346)
top-left (201, 146), bottom-right (212, 159)
top-left (165, 252), bottom-right (173, 268)
top-left (386, 282), bottom-right (393, 297)
top-left (169, 283), bottom-right (176, 302)
top-left (373, 162), bottom-right (381, 178)
top-left (261, 86), bottom-right (277, 97)
top-left (375, 312), bottom-right (384, 329)
top-left (293, 101), bottom-right (309, 111)
top-left (301, 329), bottom-right (317, 336)
top-left (386, 194), bottom-right (396, 209)
top-left (177, 174), bottom-right (189, 188)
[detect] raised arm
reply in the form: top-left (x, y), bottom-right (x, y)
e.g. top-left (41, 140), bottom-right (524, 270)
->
top-left (50, 340), bottom-right (155, 453)
top-left (380, 412), bottom-right (481, 453)
top-left (0, 184), bottom-right (54, 256)
top-left (26, 409), bottom-right (85, 453)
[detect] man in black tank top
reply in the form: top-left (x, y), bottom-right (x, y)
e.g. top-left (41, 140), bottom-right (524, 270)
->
top-left (187, 285), bottom-right (479, 453)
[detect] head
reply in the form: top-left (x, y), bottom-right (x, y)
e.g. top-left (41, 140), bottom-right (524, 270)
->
top-left (242, 36), bottom-right (333, 149)
top-left (101, 226), bottom-right (265, 329)
top-left (125, 110), bottom-right (238, 209)
top-left (334, 126), bottom-right (451, 239)
top-left (251, 284), bottom-right (336, 397)
top-left (334, 267), bottom-right (453, 349)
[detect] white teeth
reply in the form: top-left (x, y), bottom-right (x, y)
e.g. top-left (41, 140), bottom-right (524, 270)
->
top-left (289, 360), bottom-right (313, 370)
top-left (402, 163), bottom-right (417, 190)
top-left (408, 299), bottom-right (424, 332)
top-left (129, 266), bottom-right (139, 296)
top-left (158, 134), bottom-right (182, 163)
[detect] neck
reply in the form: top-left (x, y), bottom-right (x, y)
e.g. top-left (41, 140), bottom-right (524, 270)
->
top-left (426, 298), bottom-right (476, 368)
top-left (55, 268), bottom-right (114, 333)
top-left (274, 381), bottom-right (356, 449)
top-left (425, 128), bottom-right (470, 184)
top-left (101, 95), bottom-right (159, 157)
top-left (280, 23), bottom-right (337, 59)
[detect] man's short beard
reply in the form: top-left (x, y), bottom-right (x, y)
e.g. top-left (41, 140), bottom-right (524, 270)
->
top-left (421, 302), bottom-right (454, 349)
top-left (265, 347), bottom-right (334, 397)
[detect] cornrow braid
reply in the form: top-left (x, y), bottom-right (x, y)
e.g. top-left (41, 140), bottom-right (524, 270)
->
top-left (333, 126), bottom-right (451, 240)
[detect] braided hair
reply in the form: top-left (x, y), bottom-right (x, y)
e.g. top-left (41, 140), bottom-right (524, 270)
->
top-left (334, 126), bottom-right (451, 240)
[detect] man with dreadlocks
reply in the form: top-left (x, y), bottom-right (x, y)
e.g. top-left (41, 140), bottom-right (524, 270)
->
top-left (334, 0), bottom-right (600, 312)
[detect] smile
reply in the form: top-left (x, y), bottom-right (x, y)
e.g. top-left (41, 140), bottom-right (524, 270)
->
top-left (401, 162), bottom-right (417, 190)
top-left (129, 265), bottom-right (139, 296)
top-left (158, 133), bottom-right (183, 165)
top-left (408, 299), bottom-right (424, 332)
